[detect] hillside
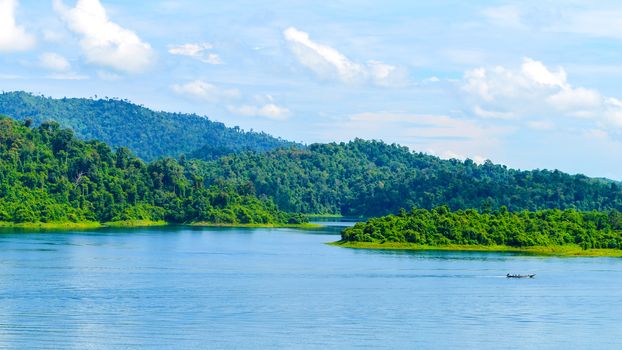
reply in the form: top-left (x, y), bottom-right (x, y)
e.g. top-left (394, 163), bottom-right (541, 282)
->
top-left (0, 116), bottom-right (303, 225)
top-left (192, 139), bottom-right (622, 216)
top-left (0, 91), bottom-right (296, 161)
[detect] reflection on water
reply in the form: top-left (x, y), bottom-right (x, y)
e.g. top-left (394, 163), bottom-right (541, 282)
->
top-left (0, 226), bottom-right (620, 349)
top-left (308, 216), bottom-right (360, 227)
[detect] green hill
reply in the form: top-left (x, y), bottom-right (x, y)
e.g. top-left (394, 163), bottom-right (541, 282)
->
top-left (0, 91), bottom-right (296, 161)
top-left (192, 139), bottom-right (622, 216)
top-left (0, 116), bottom-right (302, 225)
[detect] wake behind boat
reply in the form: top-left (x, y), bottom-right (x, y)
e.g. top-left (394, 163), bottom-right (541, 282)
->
top-left (507, 274), bottom-right (536, 278)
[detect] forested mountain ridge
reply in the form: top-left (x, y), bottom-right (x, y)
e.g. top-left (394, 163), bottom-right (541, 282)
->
top-left (193, 139), bottom-right (622, 216)
top-left (0, 91), bottom-right (297, 161)
top-left (0, 116), bottom-right (303, 225)
top-left (2, 91), bottom-right (621, 221)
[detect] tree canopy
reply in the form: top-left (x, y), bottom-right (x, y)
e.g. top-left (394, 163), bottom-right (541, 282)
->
top-left (341, 207), bottom-right (622, 250)
top-left (0, 116), bottom-right (303, 225)
top-left (193, 139), bottom-right (622, 216)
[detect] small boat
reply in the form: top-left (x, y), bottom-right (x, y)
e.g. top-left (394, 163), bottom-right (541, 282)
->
top-left (507, 273), bottom-right (535, 278)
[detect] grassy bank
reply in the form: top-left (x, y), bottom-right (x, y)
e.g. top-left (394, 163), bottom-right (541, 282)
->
top-left (104, 220), bottom-right (168, 228)
top-left (0, 220), bottom-right (167, 230)
top-left (191, 222), bottom-right (323, 229)
top-left (0, 220), bottom-right (323, 231)
top-left (305, 214), bottom-right (344, 218)
top-left (0, 221), bottom-right (103, 229)
top-left (329, 241), bottom-right (622, 257)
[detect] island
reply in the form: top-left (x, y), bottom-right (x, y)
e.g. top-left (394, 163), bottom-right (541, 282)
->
top-left (333, 207), bottom-right (622, 257)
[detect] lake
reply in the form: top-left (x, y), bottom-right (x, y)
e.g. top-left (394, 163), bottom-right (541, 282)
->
top-left (0, 223), bottom-right (620, 349)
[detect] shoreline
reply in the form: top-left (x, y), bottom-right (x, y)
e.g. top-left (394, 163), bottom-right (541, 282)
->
top-left (0, 220), bottom-right (167, 230)
top-left (0, 220), bottom-right (323, 231)
top-left (190, 222), bottom-right (323, 229)
top-left (305, 214), bottom-right (344, 218)
top-left (329, 241), bottom-right (622, 257)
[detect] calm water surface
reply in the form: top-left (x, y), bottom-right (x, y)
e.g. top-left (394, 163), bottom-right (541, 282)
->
top-left (0, 223), bottom-right (621, 349)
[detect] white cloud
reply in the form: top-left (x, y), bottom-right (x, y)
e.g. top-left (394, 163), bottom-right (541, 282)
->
top-left (202, 53), bottom-right (222, 65)
top-left (53, 0), bottom-right (155, 73)
top-left (284, 27), bottom-right (364, 82)
top-left (462, 58), bottom-right (568, 103)
top-left (605, 98), bottom-right (622, 128)
top-left (39, 52), bottom-right (71, 71)
top-left (168, 42), bottom-right (222, 64)
top-left (283, 27), bottom-right (405, 86)
top-left (228, 104), bottom-right (290, 120)
top-left (169, 42), bottom-right (212, 56)
top-left (439, 150), bottom-right (487, 164)
top-left (172, 80), bottom-right (240, 102)
top-left (461, 57), bottom-right (622, 135)
top-left (0, 0), bottom-right (36, 52)
top-left (424, 76), bottom-right (440, 83)
top-left (521, 58), bottom-right (566, 87)
top-left (39, 52), bottom-right (88, 80)
top-left (546, 87), bottom-right (601, 113)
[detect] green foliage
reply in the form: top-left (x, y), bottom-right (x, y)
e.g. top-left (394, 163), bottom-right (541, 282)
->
top-left (0, 91), bottom-right (296, 161)
top-left (192, 139), bottom-right (622, 216)
top-left (0, 116), bottom-right (300, 225)
top-left (342, 207), bottom-right (622, 250)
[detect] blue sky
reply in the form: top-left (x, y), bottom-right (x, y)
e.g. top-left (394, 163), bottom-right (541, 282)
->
top-left (2, 0), bottom-right (622, 179)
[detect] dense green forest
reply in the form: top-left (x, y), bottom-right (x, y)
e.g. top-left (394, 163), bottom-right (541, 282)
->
top-left (2, 91), bottom-right (622, 226)
top-left (341, 207), bottom-right (622, 250)
top-left (192, 140), bottom-right (622, 216)
top-left (4, 91), bottom-right (621, 219)
top-left (0, 91), bottom-right (296, 161)
top-left (0, 116), bottom-right (304, 225)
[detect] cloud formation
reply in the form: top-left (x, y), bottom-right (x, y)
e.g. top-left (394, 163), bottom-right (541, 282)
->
top-left (283, 27), bottom-right (405, 86)
top-left (0, 0), bottom-right (36, 52)
top-left (461, 57), bottom-right (622, 135)
top-left (172, 80), bottom-right (240, 102)
top-left (39, 52), bottom-right (71, 71)
top-left (53, 0), bottom-right (154, 73)
top-left (169, 42), bottom-right (222, 64)
top-left (228, 104), bottom-right (290, 120)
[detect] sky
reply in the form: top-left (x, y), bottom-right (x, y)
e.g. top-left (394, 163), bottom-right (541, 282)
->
top-left (1, 0), bottom-right (622, 179)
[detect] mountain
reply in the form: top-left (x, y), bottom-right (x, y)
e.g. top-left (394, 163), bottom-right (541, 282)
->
top-left (2, 91), bottom-right (620, 220)
top-left (0, 116), bottom-right (302, 225)
top-left (0, 91), bottom-right (297, 161)
top-left (191, 139), bottom-right (622, 216)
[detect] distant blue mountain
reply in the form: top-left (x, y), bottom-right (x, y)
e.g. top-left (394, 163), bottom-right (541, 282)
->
top-left (0, 91), bottom-right (297, 161)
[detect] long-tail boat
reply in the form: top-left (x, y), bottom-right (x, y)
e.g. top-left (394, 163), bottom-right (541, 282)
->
top-left (506, 273), bottom-right (535, 278)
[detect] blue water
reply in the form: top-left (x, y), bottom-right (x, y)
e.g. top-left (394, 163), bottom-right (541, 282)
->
top-left (0, 225), bottom-right (621, 349)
